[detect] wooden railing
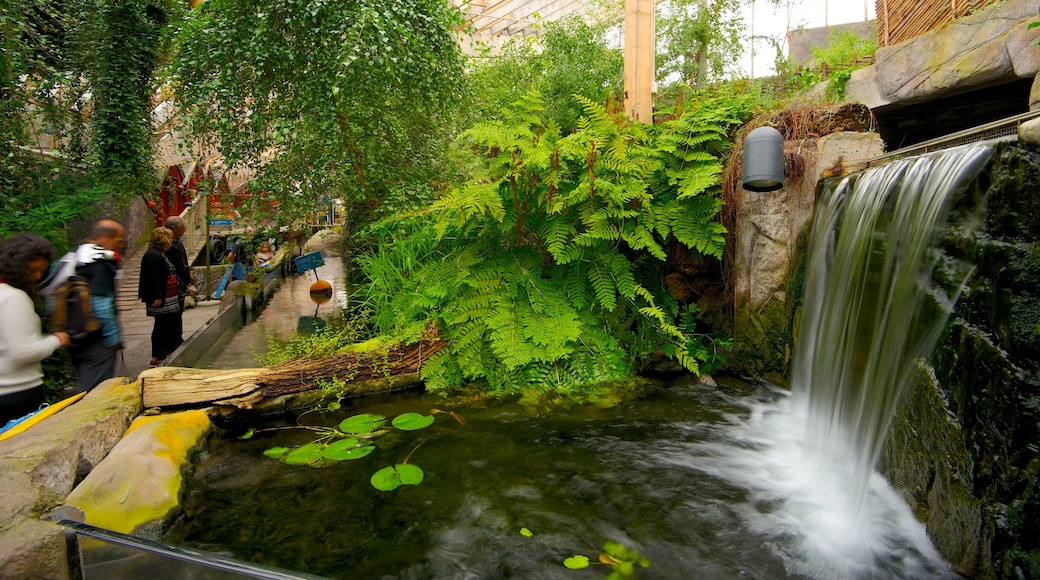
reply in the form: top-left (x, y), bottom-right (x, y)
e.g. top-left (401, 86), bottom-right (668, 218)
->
top-left (811, 55), bottom-right (876, 77)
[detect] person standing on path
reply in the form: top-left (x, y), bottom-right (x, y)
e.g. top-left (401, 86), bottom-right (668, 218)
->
top-left (139, 227), bottom-right (181, 367)
top-left (164, 216), bottom-right (192, 349)
top-left (0, 234), bottom-right (71, 424)
top-left (69, 220), bottom-right (124, 392)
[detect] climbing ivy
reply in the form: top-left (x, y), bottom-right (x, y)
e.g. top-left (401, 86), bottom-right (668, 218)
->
top-left (1, 0), bottom-right (177, 236)
top-left (169, 0), bottom-right (466, 238)
top-left (356, 92), bottom-right (750, 397)
top-left (82, 0), bottom-right (170, 197)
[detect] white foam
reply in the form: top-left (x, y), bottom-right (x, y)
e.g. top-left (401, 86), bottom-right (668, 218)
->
top-left (668, 390), bottom-right (953, 579)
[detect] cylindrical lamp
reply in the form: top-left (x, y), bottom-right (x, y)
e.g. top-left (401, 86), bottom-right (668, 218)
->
top-left (742, 127), bottom-right (786, 192)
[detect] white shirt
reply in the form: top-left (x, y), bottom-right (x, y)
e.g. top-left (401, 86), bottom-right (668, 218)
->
top-left (0, 283), bottom-right (62, 396)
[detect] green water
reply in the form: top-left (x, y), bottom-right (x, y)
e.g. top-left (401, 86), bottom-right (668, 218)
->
top-left (170, 375), bottom-right (951, 579)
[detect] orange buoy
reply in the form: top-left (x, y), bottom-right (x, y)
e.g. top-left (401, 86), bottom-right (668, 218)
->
top-left (309, 280), bottom-right (333, 304)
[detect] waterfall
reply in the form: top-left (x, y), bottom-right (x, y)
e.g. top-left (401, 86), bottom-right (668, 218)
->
top-left (789, 142), bottom-right (994, 521)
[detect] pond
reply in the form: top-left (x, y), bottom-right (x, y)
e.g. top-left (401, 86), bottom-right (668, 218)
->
top-left (169, 374), bottom-right (951, 579)
top-left (191, 257), bottom-right (351, 370)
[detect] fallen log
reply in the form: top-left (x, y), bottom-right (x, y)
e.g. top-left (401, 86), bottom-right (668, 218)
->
top-left (140, 327), bottom-right (447, 410)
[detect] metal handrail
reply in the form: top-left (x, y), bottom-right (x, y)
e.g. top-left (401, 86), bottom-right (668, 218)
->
top-left (59, 520), bottom-right (328, 580)
top-left (867, 109), bottom-right (1040, 167)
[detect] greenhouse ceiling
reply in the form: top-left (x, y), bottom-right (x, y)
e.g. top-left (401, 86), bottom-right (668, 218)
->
top-left (454, 0), bottom-right (590, 37)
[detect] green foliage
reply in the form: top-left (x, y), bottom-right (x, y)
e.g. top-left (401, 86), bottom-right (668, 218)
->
top-left (1, 0), bottom-right (161, 243)
top-left (810, 29), bottom-right (877, 71)
top-left (356, 91), bottom-right (751, 397)
top-left (370, 463), bottom-right (424, 491)
top-left (259, 317), bottom-right (370, 367)
top-left (656, 0), bottom-right (746, 89)
top-left (826, 69), bottom-right (853, 101)
top-left (810, 29), bottom-right (877, 102)
top-left (170, 0), bottom-right (466, 238)
top-left (83, 0), bottom-right (169, 197)
top-left (1030, 5), bottom-right (1040, 45)
top-left (40, 348), bottom-right (78, 403)
top-left (255, 409), bottom-right (458, 492)
top-left (520, 529), bottom-right (650, 578)
top-left (464, 16), bottom-right (623, 134)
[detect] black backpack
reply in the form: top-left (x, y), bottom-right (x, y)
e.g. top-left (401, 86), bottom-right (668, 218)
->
top-left (47, 275), bottom-right (101, 341)
top-left (40, 252), bottom-right (101, 342)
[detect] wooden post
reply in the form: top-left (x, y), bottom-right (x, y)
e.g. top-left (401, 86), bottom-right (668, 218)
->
top-left (623, 0), bottom-right (655, 124)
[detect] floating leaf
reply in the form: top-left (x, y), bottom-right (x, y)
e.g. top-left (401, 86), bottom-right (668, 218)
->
top-left (339, 413), bottom-right (386, 434)
top-left (370, 464), bottom-right (425, 491)
top-left (563, 555), bottom-right (590, 570)
top-left (324, 441), bottom-right (375, 461)
top-left (327, 401), bottom-right (341, 411)
top-left (520, 527), bottom-right (533, 537)
top-left (239, 428), bottom-right (255, 440)
top-left (391, 412), bottom-right (435, 431)
top-left (263, 446), bottom-right (289, 459)
top-left (327, 437), bottom-right (359, 450)
top-left (283, 443), bottom-right (325, 465)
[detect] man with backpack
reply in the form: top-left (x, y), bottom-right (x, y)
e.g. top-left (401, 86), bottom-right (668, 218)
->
top-left (68, 220), bottom-right (125, 392)
top-left (225, 227), bottom-right (253, 281)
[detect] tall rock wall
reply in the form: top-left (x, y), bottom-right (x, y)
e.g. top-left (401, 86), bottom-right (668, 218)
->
top-left (729, 131), bottom-right (884, 381)
top-left (845, 0), bottom-right (1040, 110)
top-left (879, 142), bottom-right (1040, 578)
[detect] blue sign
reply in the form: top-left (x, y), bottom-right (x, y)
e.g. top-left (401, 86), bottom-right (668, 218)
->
top-left (294, 251), bottom-right (325, 274)
top-left (209, 219), bottom-right (233, 226)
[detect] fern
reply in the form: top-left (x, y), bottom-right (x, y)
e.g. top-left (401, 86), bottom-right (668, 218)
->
top-left (586, 262), bottom-right (618, 312)
top-left (353, 89), bottom-right (749, 398)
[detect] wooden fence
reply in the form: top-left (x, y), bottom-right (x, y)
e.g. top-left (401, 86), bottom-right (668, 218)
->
top-left (876, 0), bottom-right (1005, 46)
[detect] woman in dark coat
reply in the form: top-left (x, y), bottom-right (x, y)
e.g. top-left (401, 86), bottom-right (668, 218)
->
top-left (138, 227), bottom-right (181, 367)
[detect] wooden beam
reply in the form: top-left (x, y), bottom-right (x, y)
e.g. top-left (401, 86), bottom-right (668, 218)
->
top-left (500, 0), bottom-right (585, 36)
top-left (490, 0), bottom-right (581, 36)
top-left (475, 0), bottom-right (535, 34)
top-left (624, 0), bottom-right (655, 124)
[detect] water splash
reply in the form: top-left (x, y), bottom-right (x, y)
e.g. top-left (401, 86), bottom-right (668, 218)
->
top-left (790, 143), bottom-right (993, 520)
top-left (679, 387), bottom-right (955, 579)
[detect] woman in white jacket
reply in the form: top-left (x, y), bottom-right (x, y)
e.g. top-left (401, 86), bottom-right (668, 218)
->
top-left (0, 233), bottom-right (71, 424)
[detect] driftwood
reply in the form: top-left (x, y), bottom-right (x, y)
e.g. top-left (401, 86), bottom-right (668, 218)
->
top-left (140, 327), bottom-right (447, 410)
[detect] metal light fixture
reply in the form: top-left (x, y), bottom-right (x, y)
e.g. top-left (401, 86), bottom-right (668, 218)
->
top-left (742, 126), bottom-right (786, 192)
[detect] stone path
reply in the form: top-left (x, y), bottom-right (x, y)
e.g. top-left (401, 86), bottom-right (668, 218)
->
top-left (115, 240), bottom-right (223, 381)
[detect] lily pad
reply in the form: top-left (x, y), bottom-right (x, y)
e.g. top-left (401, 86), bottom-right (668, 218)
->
top-left (324, 440), bottom-right (375, 461)
top-left (263, 446), bottom-right (290, 459)
top-left (391, 412), bottom-right (435, 431)
top-left (563, 555), bottom-right (590, 570)
top-left (339, 413), bottom-right (386, 434)
top-left (370, 463), bottom-right (425, 491)
top-left (283, 443), bottom-right (326, 465)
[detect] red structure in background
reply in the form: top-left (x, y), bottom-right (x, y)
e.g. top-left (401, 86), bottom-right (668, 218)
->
top-left (153, 164), bottom-right (200, 227)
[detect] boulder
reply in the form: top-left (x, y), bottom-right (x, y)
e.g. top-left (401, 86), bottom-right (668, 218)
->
top-left (0, 378), bottom-right (140, 578)
top-left (64, 410), bottom-right (212, 537)
top-left (1020, 114), bottom-right (1040, 145)
top-left (847, 0), bottom-right (1040, 109)
top-left (0, 516), bottom-right (72, 580)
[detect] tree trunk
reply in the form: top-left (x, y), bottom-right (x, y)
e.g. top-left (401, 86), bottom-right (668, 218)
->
top-left (140, 327), bottom-right (447, 410)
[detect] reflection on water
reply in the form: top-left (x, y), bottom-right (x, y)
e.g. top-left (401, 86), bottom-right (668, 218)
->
top-left (193, 257), bottom-right (350, 370)
top-left (173, 376), bottom-right (953, 579)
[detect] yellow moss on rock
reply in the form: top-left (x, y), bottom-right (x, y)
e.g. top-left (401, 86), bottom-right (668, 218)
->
top-left (65, 410), bottom-right (212, 535)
